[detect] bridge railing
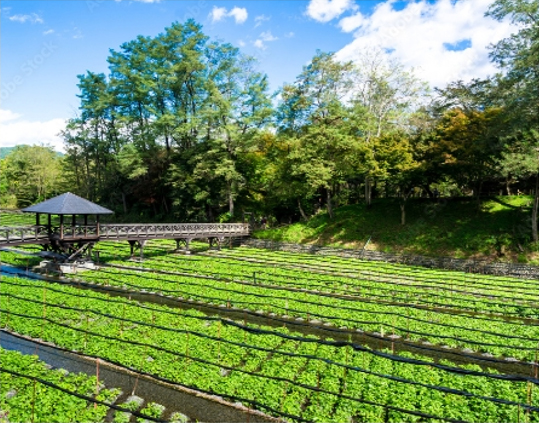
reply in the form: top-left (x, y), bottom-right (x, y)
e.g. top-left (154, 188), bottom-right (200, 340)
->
top-left (0, 222), bottom-right (251, 246)
top-left (51, 225), bottom-right (99, 238)
top-left (99, 223), bottom-right (251, 239)
top-left (0, 225), bottom-right (49, 245)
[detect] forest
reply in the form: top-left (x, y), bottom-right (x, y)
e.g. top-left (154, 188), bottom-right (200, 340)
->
top-left (1, 0), bottom-right (538, 244)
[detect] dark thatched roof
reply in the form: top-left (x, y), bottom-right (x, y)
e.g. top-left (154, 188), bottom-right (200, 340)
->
top-left (22, 193), bottom-right (113, 215)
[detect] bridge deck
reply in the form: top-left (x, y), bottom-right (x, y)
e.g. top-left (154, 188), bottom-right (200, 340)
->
top-left (0, 223), bottom-right (251, 247)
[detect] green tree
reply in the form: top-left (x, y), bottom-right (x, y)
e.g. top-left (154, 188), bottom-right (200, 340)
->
top-left (487, 0), bottom-right (539, 242)
top-left (276, 52), bottom-right (356, 218)
top-left (350, 49), bottom-right (427, 206)
top-left (1, 145), bottom-right (62, 208)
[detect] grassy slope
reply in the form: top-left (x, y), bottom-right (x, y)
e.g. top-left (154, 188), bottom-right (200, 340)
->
top-left (255, 196), bottom-right (539, 264)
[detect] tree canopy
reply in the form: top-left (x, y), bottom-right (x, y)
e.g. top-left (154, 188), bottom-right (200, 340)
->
top-left (5, 5), bottom-right (538, 250)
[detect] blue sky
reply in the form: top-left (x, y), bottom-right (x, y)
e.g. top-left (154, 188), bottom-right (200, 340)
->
top-left (0, 0), bottom-right (516, 151)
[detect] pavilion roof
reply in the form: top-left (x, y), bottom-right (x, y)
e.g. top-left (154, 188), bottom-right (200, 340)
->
top-left (22, 192), bottom-right (113, 215)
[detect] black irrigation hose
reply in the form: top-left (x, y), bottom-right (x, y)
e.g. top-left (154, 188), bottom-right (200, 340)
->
top-left (117, 258), bottom-right (539, 318)
top-left (37, 243), bottom-right (538, 317)
top-left (212, 249), bottom-right (539, 291)
top-left (1, 308), bottom-right (531, 421)
top-left (96, 267), bottom-right (539, 347)
top-left (101, 264), bottom-right (535, 330)
top-left (201, 254), bottom-right (539, 305)
top-left (6, 265), bottom-right (537, 359)
top-left (3, 288), bottom-right (539, 388)
top-left (176, 252), bottom-right (539, 298)
top-left (0, 332), bottom-right (303, 423)
top-left (98, 269), bottom-right (539, 354)
top-left (0, 366), bottom-right (167, 423)
top-left (147, 260), bottom-right (539, 324)
top-left (1, 273), bottom-right (527, 368)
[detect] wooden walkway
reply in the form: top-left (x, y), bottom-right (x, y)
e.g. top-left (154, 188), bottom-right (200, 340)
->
top-left (0, 223), bottom-right (251, 248)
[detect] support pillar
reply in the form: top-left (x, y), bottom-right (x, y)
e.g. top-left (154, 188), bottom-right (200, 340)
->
top-left (209, 237), bottom-right (225, 251)
top-left (128, 240), bottom-right (146, 259)
top-left (174, 238), bottom-right (192, 254)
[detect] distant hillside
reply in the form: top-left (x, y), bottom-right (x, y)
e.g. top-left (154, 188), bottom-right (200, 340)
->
top-left (0, 146), bottom-right (64, 159)
top-left (0, 147), bottom-right (16, 159)
top-left (254, 196), bottom-right (539, 264)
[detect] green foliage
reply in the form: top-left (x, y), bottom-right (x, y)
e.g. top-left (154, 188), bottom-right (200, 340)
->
top-left (256, 196), bottom-right (539, 261)
top-left (0, 145), bottom-right (63, 208)
top-left (2, 246), bottom-right (538, 422)
top-left (0, 348), bottom-right (119, 423)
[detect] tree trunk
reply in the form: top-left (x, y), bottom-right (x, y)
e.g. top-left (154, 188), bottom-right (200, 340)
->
top-left (400, 202), bottom-right (406, 226)
top-left (476, 179), bottom-right (483, 209)
top-left (121, 192), bottom-right (127, 214)
top-left (365, 177), bottom-right (372, 207)
top-left (533, 172), bottom-right (538, 243)
top-left (228, 182), bottom-right (234, 218)
top-left (298, 198), bottom-right (308, 221)
top-left (326, 188), bottom-right (334, 219)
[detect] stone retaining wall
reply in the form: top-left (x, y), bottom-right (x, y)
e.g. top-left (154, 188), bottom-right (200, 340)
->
top-left (241, 238), bottom-right (539, 280)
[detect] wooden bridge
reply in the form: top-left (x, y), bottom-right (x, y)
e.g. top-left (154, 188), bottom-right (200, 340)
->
top-left (0, 222), bottom-right (251, 256)
top-left (0, 193), bottom-right (251, 260)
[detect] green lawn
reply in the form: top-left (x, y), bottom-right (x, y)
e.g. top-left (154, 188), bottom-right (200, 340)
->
top-left (255, 196), bottom-right (539, 263)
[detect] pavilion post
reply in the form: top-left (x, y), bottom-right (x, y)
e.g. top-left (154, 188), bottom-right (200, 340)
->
top-left (72, 214), bottom-right (76, 237)
top-left (60, 215), bottom-right (64, 239)
top-left (96, 215), bottom-right (100, 237)
top-left (84, 215), bottom-right (88, 237)
top-left (36, 213), bottom-right (40, 227)
top-left (48, 214), bottom-right (52, 236)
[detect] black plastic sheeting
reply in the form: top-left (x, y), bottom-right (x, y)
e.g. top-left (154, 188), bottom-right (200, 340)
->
top-left (0, 274), bottom-right (533, 366)
top-left (2, 289), bottom-right (539, 414)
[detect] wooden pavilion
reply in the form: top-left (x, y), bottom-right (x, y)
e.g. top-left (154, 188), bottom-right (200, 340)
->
top-left (22, 192), bottom-right (113, 258)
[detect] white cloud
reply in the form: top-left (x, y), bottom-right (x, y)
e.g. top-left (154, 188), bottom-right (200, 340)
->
top-left (43, 29), bottom-right (55, 35)
top-left (335, 0), bottom-right (517, 90)
top-left (238, 40), bottom-right (246, 47)
top-left (229, 7), bottom-right (248, 24)
top-left (285, 32), bottom-right (295, 38)
top-left (210, 6), bottom-right (228, 22)
top-left (8, 13), bottom-right (44, 24)
top-left (210, 6), bottom-right (247, 24)
top-left (0, 110), bottom-right (66, 153)
top-left (254, 31), bottom-right (278, 50)
top-left (260, 31), bottom-right (278, 42)
top-left (0, 110), bottom-right (22, 123)
top-left (255, 14), bottom-right (270, 27)
top-left (306, 0), bottom-right (354, 23)
top-left (254, 39), bottom-right (266, 50)
top-left (339, 12), bottom-right (364, 33)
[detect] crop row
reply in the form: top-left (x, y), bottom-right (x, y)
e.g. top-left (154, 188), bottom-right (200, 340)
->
top-left (94, 242), bottom-right (539, 318)
top-left (3, 247), bottom-right (538, 361)
top-left (0, 347), bottom-right (120, 423)
top-left (139, 252), bottom-right (539, 318)
top-left (41, 256), bottom-right (539, 361)
top-left (1, 275), bottom-right (538, 423)
top-left (209, 246), bottom-right (539, 291)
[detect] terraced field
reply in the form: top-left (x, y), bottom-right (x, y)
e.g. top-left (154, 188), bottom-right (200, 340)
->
top-left (1, 240), bottom-right (539, 422)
